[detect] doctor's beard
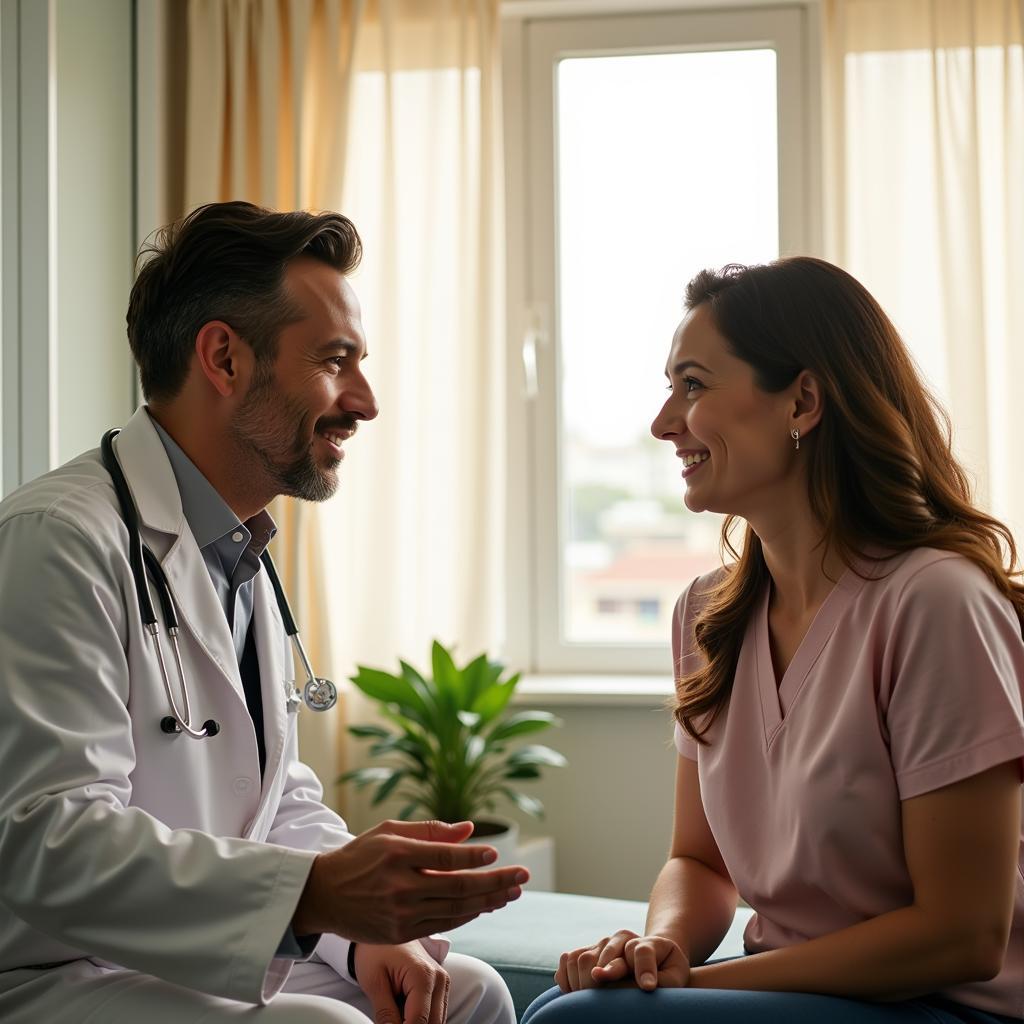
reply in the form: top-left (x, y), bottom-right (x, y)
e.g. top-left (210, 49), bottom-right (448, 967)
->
top-left (230, 363), bottom-right (342, 503)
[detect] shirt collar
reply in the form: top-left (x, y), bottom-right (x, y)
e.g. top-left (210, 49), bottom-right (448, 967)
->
top-left (149, 414), bottom-right (276, 555)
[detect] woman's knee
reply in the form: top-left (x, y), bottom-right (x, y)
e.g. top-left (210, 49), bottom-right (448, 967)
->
top-left (521, 988), bottom-right (652, 1024)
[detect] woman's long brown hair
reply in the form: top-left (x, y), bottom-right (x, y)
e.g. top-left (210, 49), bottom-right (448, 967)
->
top-left (675, 258), bottom-right (1024, 744)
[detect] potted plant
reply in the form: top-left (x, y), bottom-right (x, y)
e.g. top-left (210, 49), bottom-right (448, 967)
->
top-left (339, 640), bottom-right (566, 863)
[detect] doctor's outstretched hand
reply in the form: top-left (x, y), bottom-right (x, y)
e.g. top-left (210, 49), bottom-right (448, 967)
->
top-left (291, 819), bottom-right (529, 944)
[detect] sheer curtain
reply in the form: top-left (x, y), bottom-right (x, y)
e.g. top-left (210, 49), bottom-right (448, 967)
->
top-left (181, 0), bottom-right (505, 801)
top-left (823, 0), bottom-right (1024, 543)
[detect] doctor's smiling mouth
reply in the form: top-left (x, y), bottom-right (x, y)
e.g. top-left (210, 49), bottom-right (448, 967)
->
top-left (232, 397), bottom-right (364, 505)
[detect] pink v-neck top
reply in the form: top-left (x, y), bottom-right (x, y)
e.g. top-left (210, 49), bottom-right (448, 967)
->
top-left (672, 547), bottom-right (1024, 1017)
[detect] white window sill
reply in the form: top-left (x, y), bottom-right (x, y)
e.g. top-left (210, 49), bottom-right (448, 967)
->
top-left (512, 674), bottom-right (674, 707)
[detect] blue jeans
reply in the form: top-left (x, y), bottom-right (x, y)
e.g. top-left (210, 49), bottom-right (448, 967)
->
top-left (521, 985), bottom-right (1021, 1024)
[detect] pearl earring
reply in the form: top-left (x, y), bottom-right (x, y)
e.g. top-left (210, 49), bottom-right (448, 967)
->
top-left (791, 428), bottom-right (800, 451)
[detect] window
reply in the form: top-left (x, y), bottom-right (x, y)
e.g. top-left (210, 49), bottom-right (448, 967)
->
top-left (503, 6), bottom-right (818, 673)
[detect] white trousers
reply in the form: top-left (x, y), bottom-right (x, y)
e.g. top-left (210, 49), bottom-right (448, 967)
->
top-left (0, 951), bottom-right (515, 1024)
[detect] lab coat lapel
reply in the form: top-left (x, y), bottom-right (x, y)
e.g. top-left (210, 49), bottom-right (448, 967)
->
top-left (252, 568), bottom-right (290, 785)
top-left (111, 408), bottom-right (247, 705)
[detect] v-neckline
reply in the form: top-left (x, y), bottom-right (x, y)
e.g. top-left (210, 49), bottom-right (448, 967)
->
top-left (753, 565), bottom-right (867, 746)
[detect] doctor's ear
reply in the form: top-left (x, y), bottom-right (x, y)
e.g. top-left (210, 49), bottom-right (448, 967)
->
top-left (194, 321), bottom-right (252, 398)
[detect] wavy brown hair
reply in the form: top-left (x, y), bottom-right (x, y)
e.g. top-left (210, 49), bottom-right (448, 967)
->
top-left (675, 257), bottom-right (1024, 744)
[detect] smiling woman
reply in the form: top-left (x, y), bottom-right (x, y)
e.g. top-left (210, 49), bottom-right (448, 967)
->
top-left (651, 300), bottom-right (822, 519)
top-left (525, 257), bottom-right (1024, 1024)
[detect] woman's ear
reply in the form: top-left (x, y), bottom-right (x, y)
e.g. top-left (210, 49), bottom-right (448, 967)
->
top-left (791, 370), bottom-right (824, 438)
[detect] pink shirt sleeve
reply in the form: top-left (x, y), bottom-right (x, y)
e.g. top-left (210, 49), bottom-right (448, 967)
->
top-left (671, 572), bottom-right (724, 761)
top-left (882, 555), bottom-right (1024, 799)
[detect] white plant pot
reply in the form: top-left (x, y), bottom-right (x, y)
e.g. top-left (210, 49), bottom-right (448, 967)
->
top-left (465, 818), bottom-right (519, 866)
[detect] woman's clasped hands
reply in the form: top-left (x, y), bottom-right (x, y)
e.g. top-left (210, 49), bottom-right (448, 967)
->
top-left (555, 930), bottom-right (690, 993)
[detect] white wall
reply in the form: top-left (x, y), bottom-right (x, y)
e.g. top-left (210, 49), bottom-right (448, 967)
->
top-left (54, 0), bottom-right (135, 463)
top-left (514, 700), bottom-right (678, 900)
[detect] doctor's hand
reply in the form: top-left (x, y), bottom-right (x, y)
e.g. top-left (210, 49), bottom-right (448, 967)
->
top-left (355, 941), bottom-right (451, 1024)
top-left (292, 819), bottom-right (529, 944)
top-left (556, 930), bottom-right (690, 992)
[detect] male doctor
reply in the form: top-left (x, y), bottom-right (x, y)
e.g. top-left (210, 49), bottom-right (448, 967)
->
top-left (0, 202), bottom-right (526, 1023)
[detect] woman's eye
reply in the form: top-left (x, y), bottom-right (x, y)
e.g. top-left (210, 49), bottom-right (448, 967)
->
top-left (329, 356), bottom-right (347, 367)
top-left (684, 376), bottom-right (703, 394)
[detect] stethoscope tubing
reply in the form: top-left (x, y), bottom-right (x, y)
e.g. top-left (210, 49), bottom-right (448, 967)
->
top-left (99, 428), bottom-right (336, 738)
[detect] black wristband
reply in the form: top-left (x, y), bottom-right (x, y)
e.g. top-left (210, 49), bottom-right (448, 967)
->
top-left (348, 941), bottom-right (358, 981)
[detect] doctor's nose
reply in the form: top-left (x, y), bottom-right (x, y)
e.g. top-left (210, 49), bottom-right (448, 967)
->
top-left (339, 372), bottom-right (379, 423)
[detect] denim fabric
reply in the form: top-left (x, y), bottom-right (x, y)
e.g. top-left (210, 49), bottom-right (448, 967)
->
top-left (521, 985), bottom-right (1022, 1024)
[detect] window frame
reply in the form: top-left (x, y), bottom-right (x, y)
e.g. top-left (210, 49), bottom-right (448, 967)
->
top-left (502, 2), bottom-right (823, 675)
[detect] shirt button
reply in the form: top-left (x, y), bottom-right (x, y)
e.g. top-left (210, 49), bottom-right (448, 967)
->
top-left (231, 531), bottom-right (244, 543)
top-left (233, 777), bottom-right (254, 795)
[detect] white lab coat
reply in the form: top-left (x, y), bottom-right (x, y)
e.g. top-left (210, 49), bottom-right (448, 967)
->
top-left (0, 408), bottom-right (445, 1006)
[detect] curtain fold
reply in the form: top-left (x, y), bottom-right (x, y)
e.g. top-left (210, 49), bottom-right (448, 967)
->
top-left (823, 0), bottom-right (1024, 544)
top-left (181, 0), bottom-right (505, 806)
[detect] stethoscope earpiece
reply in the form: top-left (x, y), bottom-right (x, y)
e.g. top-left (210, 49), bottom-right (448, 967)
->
top-left (101, 427), bottom-right (335, 743)
top-left (159, 715), bottom-right (220, 737)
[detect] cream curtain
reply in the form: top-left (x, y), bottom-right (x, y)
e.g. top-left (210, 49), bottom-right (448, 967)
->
top-left (182, 0), bottom-right (505, 804)
top-left (823, 0), bottom-right (1024, 543)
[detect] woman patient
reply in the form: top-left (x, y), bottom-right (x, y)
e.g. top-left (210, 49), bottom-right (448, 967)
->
top-left (524, 258), bottom-right (1024, 1024)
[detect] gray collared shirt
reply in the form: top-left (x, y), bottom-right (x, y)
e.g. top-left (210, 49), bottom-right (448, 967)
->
top-left (151, 419), bottom-right (276, 662)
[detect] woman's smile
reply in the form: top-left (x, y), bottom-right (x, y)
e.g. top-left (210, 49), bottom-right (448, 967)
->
top-left (678, 449), bottom-right (711, 479)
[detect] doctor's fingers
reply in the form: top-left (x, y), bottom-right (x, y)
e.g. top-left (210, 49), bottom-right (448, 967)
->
top-left (417, 865), bottom-right (529, 898)
top-left (414, 884), bottom-right (524, 930)
top-left (362, 972), bottom-right (404, 1024)
top-left (397, 970), bottom-right (438, 1024)
top-left (390, 836), bottom-right (514, 873)
top-left (371, 818), bottom-right (476, 846)
top-left (423, 969), bottom-right (450, 1024)
top-left (440, 970), bottom-right (451, 1024)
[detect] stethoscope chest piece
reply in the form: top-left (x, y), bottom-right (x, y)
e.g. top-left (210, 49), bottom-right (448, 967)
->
top-left (304, 677), bottom-right (338, 712)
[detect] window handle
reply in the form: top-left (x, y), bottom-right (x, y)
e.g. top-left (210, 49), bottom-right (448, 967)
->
top-left (522, 305), bottom-right (548, 400)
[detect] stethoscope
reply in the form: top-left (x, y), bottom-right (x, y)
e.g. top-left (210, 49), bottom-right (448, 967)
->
top-left (100, 429), bottom-right (338, 740)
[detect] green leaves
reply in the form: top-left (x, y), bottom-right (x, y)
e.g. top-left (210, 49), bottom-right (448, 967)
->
top-left (488, 711), bottom-right (562, 743)
top-left (498, 788), bottom-right (545, 819)
top-left (470, 672), bottom-right (519, 724)
top-left (338, 641), bottom-right (566, 824)
top-left (348, 667), bottom-right (432, 724)
top-left (505, 744), bottom-right (567, 769)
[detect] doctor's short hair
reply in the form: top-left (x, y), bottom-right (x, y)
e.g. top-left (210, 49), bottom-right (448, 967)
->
top-left (127, 201), bottom-right (362, 402)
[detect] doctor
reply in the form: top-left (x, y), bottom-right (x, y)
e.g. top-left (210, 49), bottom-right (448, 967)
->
top-left (0, 202), bottom-right (526, 1023)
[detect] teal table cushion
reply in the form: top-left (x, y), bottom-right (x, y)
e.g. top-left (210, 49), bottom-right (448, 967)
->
top-left (448, 890), bottom-right (753, 1018)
